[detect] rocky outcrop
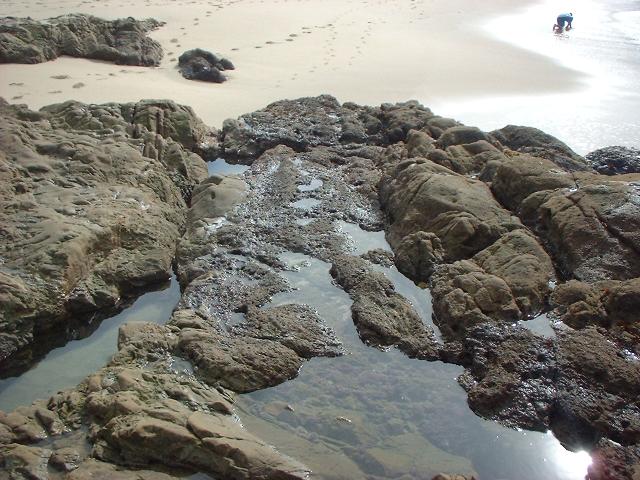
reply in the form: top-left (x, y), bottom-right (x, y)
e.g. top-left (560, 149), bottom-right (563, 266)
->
top-left (0, 98), bottom-right (208, 368)
top-left (0, 14), bottom-right (164, 66)
top-left (2, 94), bottom-right (638, 478)
top-left (585, 145), bottom-right (640, 175)
top-left (490, 124), bottom-right (589, 171)
top-left (178, 48), bottom-right (234, 83)
top-left (0, 321), bottom-right (309, 479)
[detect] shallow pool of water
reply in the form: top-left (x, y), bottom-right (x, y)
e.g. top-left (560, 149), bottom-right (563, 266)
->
top-left (237, 226), bottom-right (590, 479)
top-left (291, 198), bottom-right (321, 210)
top-left (0, 276), bottom-right (181, 411)
top-left (207, 158), bottom-right (250, 176)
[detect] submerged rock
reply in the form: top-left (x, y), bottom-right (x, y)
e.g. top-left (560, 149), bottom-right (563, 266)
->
top-left (0, 14), bottom-right (164, 66)
top-left (178, 48), bottom-right (234, 83)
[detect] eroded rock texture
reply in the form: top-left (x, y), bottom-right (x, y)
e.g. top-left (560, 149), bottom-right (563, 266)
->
top-left (0, 98), bottom-right (210, 367)
top-left (0, 14), bottom-right (164, 66)
top-left (2, 94), bottom-right (639, 479)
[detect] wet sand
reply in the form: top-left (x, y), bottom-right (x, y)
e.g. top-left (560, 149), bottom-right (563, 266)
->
top-left (0, 0), bottom-right (584, 129)
top-left (439, 0), bottom-right (640, 153)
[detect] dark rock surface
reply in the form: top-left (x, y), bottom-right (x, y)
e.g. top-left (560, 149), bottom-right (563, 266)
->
top-left (0, 14), bottom-right (164, 66)
top-left (178, 48), bottom-right (234, 83)
top-left (585, 145), bottom-right (640, 175)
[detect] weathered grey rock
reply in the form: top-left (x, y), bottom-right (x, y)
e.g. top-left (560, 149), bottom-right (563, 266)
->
top-left (178, 48), bottom-right (234, 83)
top-left (0, 14), bottom-right (164, 66)
top-left (585, 145), bottom-right (640, 175)
top-left (491, 124), bottom-right (589, 171)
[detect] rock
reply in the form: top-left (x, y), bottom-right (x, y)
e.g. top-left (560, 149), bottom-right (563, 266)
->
top-left (330, 255), bottom-right (439, 359)
top-left (550, 280), bottom-right (610, 329)
top-left (178, 48), bottom-right (234, 83)
top-left (460, 323), bottom-right (556, 430)
top-left (585, 145), bottom-right (640, 175)
top-left (553, 327), bottom-right (640, 447)
top-left (66, 459), bottom-right (177, 479)
top-left (237, 304), bottom-right (343, 359)
top-left (0, 15), bottom-right (164, 66)
top-left (523, 178), bottom-right (640, 282)
top-left (394, 231), bottom-right (445, 282)
top-left (471, 229), bottom-right (555, 316)
top-left (378, 100), bottom-right (435, 143)
top-left (432, 475), bottom-right (478, 480)
top-left (379, 158), bottom-right (520, 258)
top-left (435, 126), bottom-right (492, 149)
top-left (490, 124), bottom-right (589, 171)
top-left (0, 99), bottom-right (207, 367)
top-left (490, 154), bottom-right (575, 211)
top-left (49, 447), bottom-right (82, 472)
top-left (431, 261), bottom-right (521, 338)
top-left (0, 443), bottom-right (51, 480)
top-left (587, 439), bottom-right (640, 480)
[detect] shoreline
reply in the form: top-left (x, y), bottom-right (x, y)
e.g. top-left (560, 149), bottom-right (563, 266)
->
top-left (437, 0), bottom-right (640, 154)
top-left (0, 0), bottom-right (584, 130)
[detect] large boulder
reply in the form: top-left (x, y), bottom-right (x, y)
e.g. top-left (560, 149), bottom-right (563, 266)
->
top-left (0, 15), bottom-right (164, 66)
top-left (178, 48), bottom-right (235, 83)
top-left (379, 158), bottom-right (520, 259)
top-left (490, 125), bottom-right (589, 171)
top-left (0, 99), bottom-right (208, 367)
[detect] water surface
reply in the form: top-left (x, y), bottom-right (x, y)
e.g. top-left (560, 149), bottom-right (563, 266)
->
top-left (0, 277), bottom-right (180, 411)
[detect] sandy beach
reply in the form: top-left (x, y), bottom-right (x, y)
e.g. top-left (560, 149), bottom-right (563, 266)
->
top-left (0, 0), bottom-right (586, 130)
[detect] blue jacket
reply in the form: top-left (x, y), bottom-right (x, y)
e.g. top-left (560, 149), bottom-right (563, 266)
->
top-left (558, 13), bottom-right (573, 22)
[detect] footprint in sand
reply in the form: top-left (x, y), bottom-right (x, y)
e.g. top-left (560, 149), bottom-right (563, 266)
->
top-left (73, 82), bottom-right (85, 89)
top-left (48, 90), bottom-right (63, 94)
top-left (9, 82), bottom-right (24, 86)
top-left (231, 48), bottom-right (239, 51)
top-left (11, 95), bottom-right (23, 100)
top-left (51, 74), bottom-right (70, 80)
top-left (170, 38), bottom-right (178, 43)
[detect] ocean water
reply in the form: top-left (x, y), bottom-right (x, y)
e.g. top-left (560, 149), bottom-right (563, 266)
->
top-left (438, 0), bottom-right (640, 155)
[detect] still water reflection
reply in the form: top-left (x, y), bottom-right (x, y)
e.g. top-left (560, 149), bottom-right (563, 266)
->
top-left (0, 277), bottom-right (180, 411)
top-left (237, 224), bottom-right (591, 480)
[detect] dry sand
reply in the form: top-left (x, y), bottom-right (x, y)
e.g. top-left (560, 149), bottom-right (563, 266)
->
top-left (0, 0), bottom-right (584, 128)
